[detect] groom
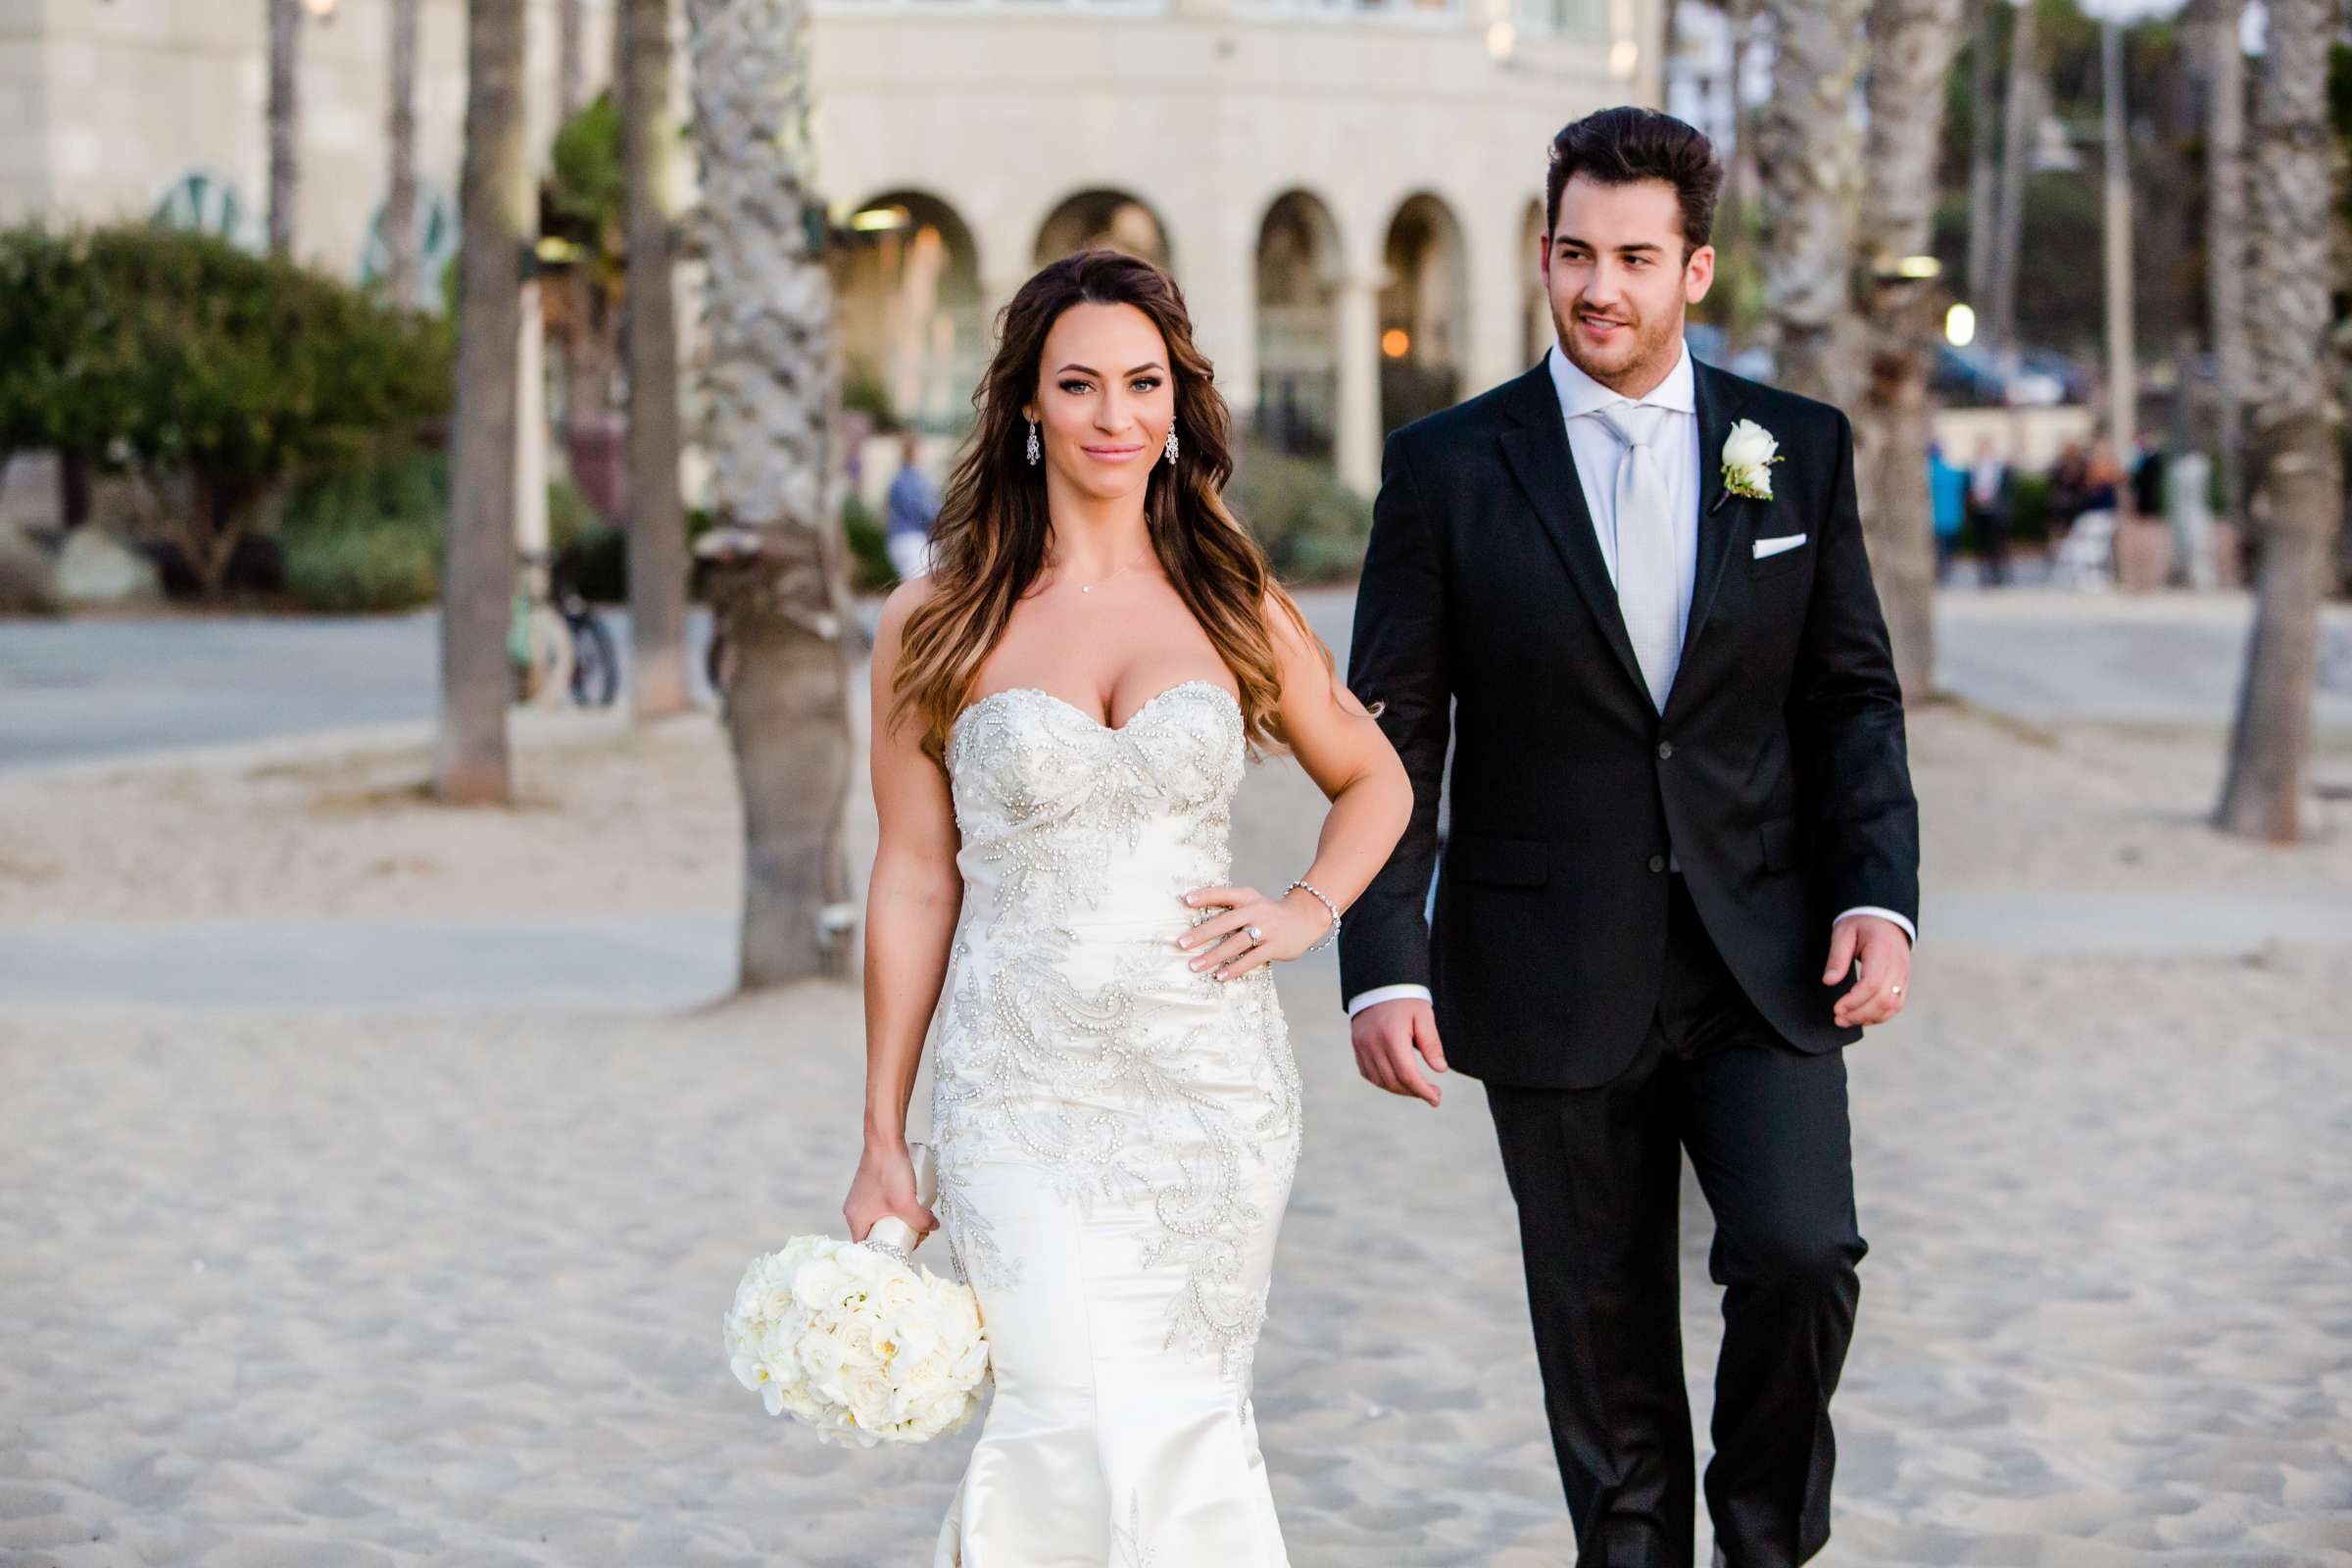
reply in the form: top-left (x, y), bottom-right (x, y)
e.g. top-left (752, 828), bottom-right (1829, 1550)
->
top-left (1342, 107), bottom-right (1919, 1568)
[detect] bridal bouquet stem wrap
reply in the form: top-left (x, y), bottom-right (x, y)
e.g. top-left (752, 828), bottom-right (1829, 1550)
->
top-left (722, 1143), bottom-right (988, 1446)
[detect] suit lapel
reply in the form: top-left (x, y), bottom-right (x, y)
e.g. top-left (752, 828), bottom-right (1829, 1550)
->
top-left (1681, 359), bottom-right (1748, 667)
top-left (1495, 364), bottom-right (1651, 705)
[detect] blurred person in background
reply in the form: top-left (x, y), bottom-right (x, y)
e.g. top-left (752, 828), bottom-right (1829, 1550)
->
top-left (1929, 440), bottom-right (1968, 584)
top-left (2130, 433), bottom-right (2167, 524)
top-left (2046, 440), bottom-right (2090, 538)
top-left (884, 430), bottom-right (941, 583)
top-left (2080, 439), bottom-right (2124, 522)
top-left (2165, 444), bottom-right (2217, 591)
top-left (1967, 436), bottom-right (2014, 586)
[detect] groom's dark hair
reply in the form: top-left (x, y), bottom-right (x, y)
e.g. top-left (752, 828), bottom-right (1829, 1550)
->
top-left (1545, 107), bottom-right (1723, 261)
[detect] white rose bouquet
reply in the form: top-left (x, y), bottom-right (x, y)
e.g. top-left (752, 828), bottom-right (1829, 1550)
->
top-left (722, 1143), bottom-right (988, 1447)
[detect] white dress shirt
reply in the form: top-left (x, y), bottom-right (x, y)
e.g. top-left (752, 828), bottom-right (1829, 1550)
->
top-left (1345, 342), bottom-right (1913, 1019)
top-left (1553, 339), bottom-right (1700, 665)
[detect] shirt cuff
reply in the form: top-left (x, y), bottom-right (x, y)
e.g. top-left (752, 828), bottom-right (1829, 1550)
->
top-left (1346, 983), bottom-right (1433, 1017)
top-left (1833, 906), bottom-right (1917, 945)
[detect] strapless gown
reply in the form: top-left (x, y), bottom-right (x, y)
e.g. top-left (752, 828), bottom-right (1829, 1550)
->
top-left (928, 678), bottom-right (1300, 1567)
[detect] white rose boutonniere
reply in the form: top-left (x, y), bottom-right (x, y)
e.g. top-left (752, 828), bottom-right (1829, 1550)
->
top-left (1721, 418), bottom-right (1782, 501)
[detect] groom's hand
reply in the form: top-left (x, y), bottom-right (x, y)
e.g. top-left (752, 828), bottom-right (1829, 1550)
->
top-left (1826, 913), bottom-right (1912, 1028)
top-left (1350, 999), bottom-right (1447, 1106)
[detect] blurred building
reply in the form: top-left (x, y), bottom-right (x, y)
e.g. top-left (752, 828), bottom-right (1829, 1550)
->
top-left (0, 0), bottom-right (1659, 492)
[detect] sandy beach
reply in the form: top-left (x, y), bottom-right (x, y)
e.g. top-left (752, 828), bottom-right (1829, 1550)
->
top-left (4, 660), bottom-right (2351, 1565)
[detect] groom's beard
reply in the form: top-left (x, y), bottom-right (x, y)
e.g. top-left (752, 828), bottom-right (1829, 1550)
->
top-left (1552, 296), bottom-right (1683, 393)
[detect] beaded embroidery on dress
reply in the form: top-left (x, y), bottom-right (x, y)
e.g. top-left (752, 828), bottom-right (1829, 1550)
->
top-left (929, 678), bottom-right (1297, 1567)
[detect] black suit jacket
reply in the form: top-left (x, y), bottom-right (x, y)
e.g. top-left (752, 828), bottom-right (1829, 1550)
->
top-left (1340, 358), bottom-right (1921, 1090)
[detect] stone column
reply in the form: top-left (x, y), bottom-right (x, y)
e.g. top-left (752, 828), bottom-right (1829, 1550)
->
top-left (1185, 205), bottom-right (1258, 434)
top-left (1470, 195), bottom-right (1536, 394)
top-left (1335, 272), bottom-right (1382, 496)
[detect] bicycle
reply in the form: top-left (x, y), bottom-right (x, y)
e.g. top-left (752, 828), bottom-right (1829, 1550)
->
top-left (509, 548), bottom-right (619, 708)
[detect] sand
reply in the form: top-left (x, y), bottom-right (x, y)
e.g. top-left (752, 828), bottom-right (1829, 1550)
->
top-left (4, 680), bottom-right (2350, 1565)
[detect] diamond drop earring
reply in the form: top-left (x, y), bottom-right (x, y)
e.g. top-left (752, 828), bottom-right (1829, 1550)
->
top-left (1024, 418), bottom-right (1041, 466)
top-left (1163, 422), bottom-right (1180, 466)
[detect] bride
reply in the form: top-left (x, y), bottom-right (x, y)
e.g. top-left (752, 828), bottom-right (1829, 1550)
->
top-left (844, 247), bottom-right (1410, 1564)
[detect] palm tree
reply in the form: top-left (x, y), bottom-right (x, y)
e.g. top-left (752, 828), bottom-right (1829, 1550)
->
top-left (685, 0), bottom-right (858, 984)
top-left (383, 0), bottom-right (421, 306)
top-left (1854, 0), bottom-right (1969, 703)
top-left (621, 0), bottom-right (690, 720)
top-left (266, 0), bottom-right (300, 255)
top-left (1757, 0), bottom-right (1870, 409)
top-left (2198, 0), bottom-right (2250, 535)
top-left (2215, 0), bottom-right (2341, 842)
top-left (1986, 0), bottom-right (2038, 355)
top-left (435, 0), bottom-right (532, 806)
top-left (1964, 0), bottom-right (2000, 303)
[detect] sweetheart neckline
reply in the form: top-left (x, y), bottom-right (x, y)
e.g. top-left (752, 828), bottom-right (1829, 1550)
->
top-left (950, 677), bottom-right (1241, 740)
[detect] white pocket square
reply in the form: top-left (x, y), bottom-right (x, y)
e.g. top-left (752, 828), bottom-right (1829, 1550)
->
top-left (1752, 533), bottom-right (1808, 560)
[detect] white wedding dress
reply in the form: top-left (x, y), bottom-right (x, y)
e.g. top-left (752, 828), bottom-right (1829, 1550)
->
top-left (928, 677), bottom-right (1300, 1567)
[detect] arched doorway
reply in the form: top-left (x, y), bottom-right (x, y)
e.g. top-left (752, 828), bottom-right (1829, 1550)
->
top-left (1254, 190), bottom-right (1344, 459)
top-left (1034, 190), bottom-right (1171, 270)
top-left (1379, 193), bottom-right (1468, 433)
top-left (831, 191), bottom-right (986, 432)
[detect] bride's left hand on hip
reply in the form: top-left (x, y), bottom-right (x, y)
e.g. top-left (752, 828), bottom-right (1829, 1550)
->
top-left (1177, 884), bottom-right (1330, 982)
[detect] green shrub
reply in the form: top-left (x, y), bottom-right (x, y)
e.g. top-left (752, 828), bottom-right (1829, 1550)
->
top-left (842, 492), bottom-right (896, 593)
top-left (556, 523), bottom-right (626, 603)
top-left (2008, 471), bottom-right (2053, 544)
top-left (0, 223), bottom-right (452, 598)
top-left (283, 514), bottom-right (441, 612)
top-left (276, 452), bottom-right (608, 613)
top-left (553, 507), bottom-right (720, 605)
top-left (547, 473), bottom-right (598, 551)
top-left (277, 451), bottom-right (446, 612)
top-left (1228, 440), bottom-right (1373, 584)
top-left (280, 448), bottom-right (448, 537)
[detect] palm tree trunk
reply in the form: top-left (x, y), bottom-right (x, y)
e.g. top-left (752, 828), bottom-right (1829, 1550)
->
top-left (1965, 0), bottom-right (2000, 302)
top-left (1856, 0), bottom-right (1968, 704)
top-left (685, 0), bottom-right (857, 986)
top-left (435, 0), bottom-right (532, 807)
top-left (2202, 0), bottom-right (2250, 534)
top-left (1987, 0), bottom-right (2037, 355)
top-left (1722, 0), bottom-right (1762, 345)
top-left (622, 0), bottom-right (690, 720)
top-left (266, 0), bottom-right (300, 256)
top-left (2215, 0), bottom-right (2340, 843)
top-left (384, 0), bottom-right (421, 306)
top-left (1757, 0), bottom-right (1870, 408)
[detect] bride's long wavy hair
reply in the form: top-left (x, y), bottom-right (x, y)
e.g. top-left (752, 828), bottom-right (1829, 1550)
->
top-left (892, 248), bottom-right (1323, 760)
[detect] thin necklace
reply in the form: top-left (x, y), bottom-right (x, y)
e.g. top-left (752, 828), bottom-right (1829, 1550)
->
top-left (1052, 541), bottom-right (1154, 595)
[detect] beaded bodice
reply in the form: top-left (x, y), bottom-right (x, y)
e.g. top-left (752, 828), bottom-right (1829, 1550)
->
top-left (943, 678), bottom-right (1246, 929)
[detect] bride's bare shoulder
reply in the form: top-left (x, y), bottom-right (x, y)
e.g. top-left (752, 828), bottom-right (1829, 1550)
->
top-left (877, 572), bottom-right (943, 648)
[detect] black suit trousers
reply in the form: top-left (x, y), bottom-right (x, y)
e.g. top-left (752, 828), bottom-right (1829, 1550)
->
top-left (1484, 879), bottom-right (1867, 1568)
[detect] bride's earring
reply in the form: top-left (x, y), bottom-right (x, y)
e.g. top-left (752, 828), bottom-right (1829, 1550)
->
top-left (1025, 418), bottom-right (1041, 467)
top-left (1163, 422), bottom-right (1180, 466)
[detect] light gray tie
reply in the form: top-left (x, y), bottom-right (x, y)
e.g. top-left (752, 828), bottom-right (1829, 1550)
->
top-left (1597, 401), bottom-right (1679, 711)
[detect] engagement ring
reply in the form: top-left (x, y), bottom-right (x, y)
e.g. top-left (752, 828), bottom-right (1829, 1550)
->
top-left (1247, 925), bottom-right (1263, 942)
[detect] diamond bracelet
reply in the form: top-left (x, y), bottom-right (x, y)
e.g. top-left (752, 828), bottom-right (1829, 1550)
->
top-left (1287, 878), bottom-right (1342, 954)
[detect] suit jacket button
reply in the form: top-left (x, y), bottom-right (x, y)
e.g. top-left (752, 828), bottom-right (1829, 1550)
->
top-left (1656, 741), bottom-right (1675, 760)
top-left (1647, 855), bottom-right (1667, 873)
